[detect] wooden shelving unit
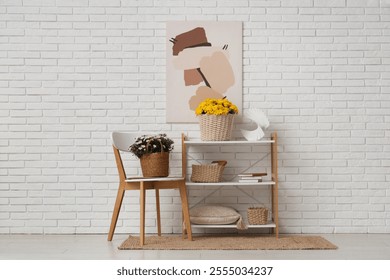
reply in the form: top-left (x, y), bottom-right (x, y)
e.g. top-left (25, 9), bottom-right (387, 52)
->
top-left (181, 132), bottom-right (279, 238)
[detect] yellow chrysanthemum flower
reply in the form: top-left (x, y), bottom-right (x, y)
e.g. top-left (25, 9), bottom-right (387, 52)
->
top-left (195, 97), bottom-right (239, 116)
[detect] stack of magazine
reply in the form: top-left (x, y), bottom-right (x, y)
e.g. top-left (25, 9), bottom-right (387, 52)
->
top-left (238, 172), bottom-right (267, 183)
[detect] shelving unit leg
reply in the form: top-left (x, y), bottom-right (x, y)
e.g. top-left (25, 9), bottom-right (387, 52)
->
top-left (271, 132), bottom-right (279, 238)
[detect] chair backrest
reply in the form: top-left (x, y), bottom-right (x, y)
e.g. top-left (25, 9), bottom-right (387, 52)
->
top-left (111, 132), bottom-right (140, 152)
top-left (111, 131), bottom-right (154, 181)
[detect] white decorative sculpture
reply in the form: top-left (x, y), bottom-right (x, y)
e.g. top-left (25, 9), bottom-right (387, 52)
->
top-left (240, 109), bottom-right (270, 141)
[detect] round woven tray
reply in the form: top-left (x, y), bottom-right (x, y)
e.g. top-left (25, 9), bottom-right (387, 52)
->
top-left (247, 207), bottom-right (268, 225)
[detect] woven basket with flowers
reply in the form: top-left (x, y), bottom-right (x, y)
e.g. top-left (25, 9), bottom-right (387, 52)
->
top-left (195, 97), bottom-right (239, 141)
top-left (129, 134), bottom-right (174, 177)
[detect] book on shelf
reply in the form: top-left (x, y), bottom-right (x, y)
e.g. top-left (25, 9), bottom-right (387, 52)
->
top-left (239, 176), bottom-right (263, 180)
top-left (238, 178), bottom-right (262, 183)
top-left (238, 172), bottom-right (267, 177)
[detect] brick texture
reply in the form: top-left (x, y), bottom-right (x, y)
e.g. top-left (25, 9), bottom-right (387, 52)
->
top-left (1, 0), bottom-right (389, 234)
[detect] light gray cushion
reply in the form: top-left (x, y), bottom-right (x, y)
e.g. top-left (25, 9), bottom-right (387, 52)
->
top-left (190, 205), bottom-right (241, 225)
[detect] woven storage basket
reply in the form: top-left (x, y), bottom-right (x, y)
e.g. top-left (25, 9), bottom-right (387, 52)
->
top-left (191, 160), bottom-right (227, 183)
top-left (140, 152), bottom-right (169, 177)
top-left (199, 114), bottom-right (234, 141)
top-left (247, 207), bottom-right (268, 225)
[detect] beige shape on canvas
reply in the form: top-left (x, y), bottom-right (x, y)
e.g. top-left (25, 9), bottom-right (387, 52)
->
top-left (199, 51), bottom-right (235, 94)
top-left (172, 47), bottom-right (230, 70)
top-left (188, 86), bottom-right (224, 111)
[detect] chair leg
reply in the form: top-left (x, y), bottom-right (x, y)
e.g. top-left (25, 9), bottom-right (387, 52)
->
top-left (155, 189), bottom-right (161, 236)
top-left (182, 212), bottom-right (188, 240)
top-left (107, 185), bottom-right (125, 241)
top-left (140, 182), bottom-right (146, 246)
top-left (179, 183), bottom-right (193, 241)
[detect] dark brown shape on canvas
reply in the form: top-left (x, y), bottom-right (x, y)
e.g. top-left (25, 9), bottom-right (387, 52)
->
top-left (171, 27), bottom-right (211, 56)
top-left (184, 69), bottom-right (204, 86)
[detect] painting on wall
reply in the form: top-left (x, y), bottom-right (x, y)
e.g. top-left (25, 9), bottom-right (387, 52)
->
top-left (166, 21), bottom-right (242, 123)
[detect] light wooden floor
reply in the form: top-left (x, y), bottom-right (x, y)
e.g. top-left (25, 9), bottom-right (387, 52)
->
top-left (0, 234), bottom-right (389, 260)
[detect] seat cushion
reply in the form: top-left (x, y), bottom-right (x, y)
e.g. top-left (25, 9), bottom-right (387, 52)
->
top-left (190, 205), bottom-right (241, 225)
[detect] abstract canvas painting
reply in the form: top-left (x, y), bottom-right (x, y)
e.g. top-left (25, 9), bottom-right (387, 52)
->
top-left (166, 22), bottom-right (242, 123)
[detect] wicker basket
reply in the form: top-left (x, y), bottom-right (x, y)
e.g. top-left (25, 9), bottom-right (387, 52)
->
top-left (191, 160), bottom-right (227, 183)
top-left (247, 207), bottom-right (268, 225)
top-left (140, 152), bottom-right (169, 177)
top-left (199, 114), bottom-right (234, 141)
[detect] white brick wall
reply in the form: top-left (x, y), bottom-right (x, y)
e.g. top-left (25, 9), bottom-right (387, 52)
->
top-left (1, 0), bottom-right (390, 234)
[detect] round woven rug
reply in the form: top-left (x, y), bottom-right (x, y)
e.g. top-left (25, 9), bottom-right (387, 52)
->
top-left (118, 235), bottom-right (337, 250)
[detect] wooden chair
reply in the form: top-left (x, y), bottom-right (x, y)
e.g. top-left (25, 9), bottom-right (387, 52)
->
top-left (107, 132), bottom-right (193, 245)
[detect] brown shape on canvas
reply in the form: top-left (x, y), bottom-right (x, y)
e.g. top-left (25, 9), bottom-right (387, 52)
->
top-left (188, 86), bottom-right (224, 111)
top-left (184, 69), bottom-right (204, 86)
top-left (199, 51), bottom-right (235, 94)
top-left (170, 27), bottom-right (211, 56)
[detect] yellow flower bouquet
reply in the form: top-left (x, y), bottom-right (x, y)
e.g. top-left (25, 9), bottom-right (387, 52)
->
top-left (195, 97), bottom-right (239, 116)
top-left (195, 97), bottom-right (238, 141)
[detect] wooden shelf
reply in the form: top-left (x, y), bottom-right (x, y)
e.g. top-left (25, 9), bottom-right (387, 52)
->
top-left (184, 139), bottom-right (274, 145)
top-left (191, 222), bottom-right (276, 229)
top-left (181, 132), bottom-right (279, 238)
top-left (186, 181), bottom-right (275, 187)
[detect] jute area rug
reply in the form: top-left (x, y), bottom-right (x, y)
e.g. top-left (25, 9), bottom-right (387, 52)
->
top-left (118, 235), bottom-right (337, 250)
